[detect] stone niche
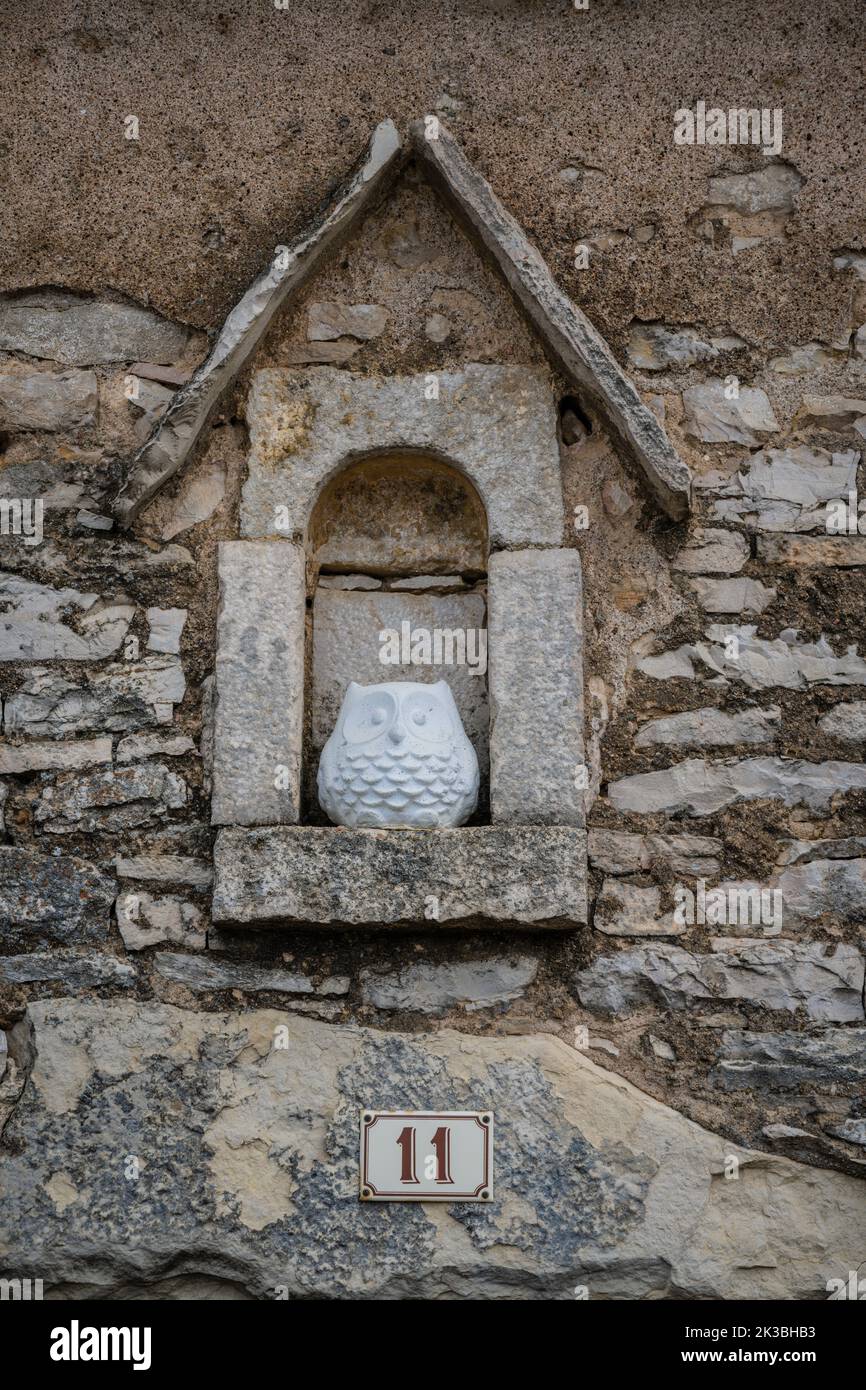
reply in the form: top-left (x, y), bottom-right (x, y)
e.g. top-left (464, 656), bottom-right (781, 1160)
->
top-left (211, 364), bottom-right (587, 928)
top-left (308, 453), bottom-right (490, 810)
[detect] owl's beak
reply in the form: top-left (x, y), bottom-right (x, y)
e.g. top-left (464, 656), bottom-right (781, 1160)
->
top-left (388, 721), bottom-right (406, 745)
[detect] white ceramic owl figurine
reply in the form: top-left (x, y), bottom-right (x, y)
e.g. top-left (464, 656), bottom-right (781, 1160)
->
top-left (318, 680), bottom-right (479, 829)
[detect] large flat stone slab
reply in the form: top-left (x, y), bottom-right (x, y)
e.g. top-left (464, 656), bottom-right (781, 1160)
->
top-left (212, 825), bottom-right (587, 927)
top-left (241, 365), bottom-right (565, 550)
top-left (2, 998), bottom-right (864, 1298)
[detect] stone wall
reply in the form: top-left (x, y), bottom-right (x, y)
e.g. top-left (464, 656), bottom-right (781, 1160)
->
top-left (1, 0), bottom-right (865, 1299)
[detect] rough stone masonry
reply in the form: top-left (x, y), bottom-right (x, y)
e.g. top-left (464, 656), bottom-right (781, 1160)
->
top-left (1, 0), bottom-right (865, 1301)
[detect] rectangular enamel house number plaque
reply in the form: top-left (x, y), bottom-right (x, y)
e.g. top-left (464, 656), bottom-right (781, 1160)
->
top-left (360, 1110), bottom-right (494, 1202)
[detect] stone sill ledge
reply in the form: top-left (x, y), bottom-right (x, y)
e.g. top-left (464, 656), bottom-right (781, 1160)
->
top-left (212, 825), bottom-right (587, 929)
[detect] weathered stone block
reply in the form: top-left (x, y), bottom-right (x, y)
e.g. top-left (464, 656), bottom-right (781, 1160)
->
top-left (318, 574), bottom-right (382, 590)
top-left (307, 302), bottom-right (386, 340)
top-left (360, 956), bottom-right (537, 1013)
top-left (796, 395), bottom-right (866, 430)
top-left (0, 950), bottom-right (136, 989)
top-left (639, 626), bottom-right (866, 691)
top-left (636, 647), bottom-right (697, 680)
top-left (588, 829), bottom-right (722, 877)
top-left (757, 534), bottom-right (866, 566)
top-left (714, 1029), bottom-right (866, 1089)
top-left (775, 856), bottom-right (866, 928)
top-left (3, 658), bottom-right (185, 736)
top-left (116, 892), bottom-right (206, 951)
top-left (0, 365), bottom-right (97, 431)
top-left (0, 573), bottom-right (133, 662)
top-left (146, 606), bottom-right (187, 654)
top-left (689, 576), bottom-right (777, 614)
top-left (0, 737), bottom-right (112, 773)
top-left (0, 290), bottom-right (189, 365)
top-left (212, 541), bottom-right (305, 827)
top-left (770, 343), bottom-right (841, 374)
top-left (593, 880), bottom-right (682, 936)
top-left (212, 825), bottom-right (587, 927)
top-left (634, 705), bottom-right (779, 749)
top-left (142, 459), bottom-right (227, 542)
top-left (706, 446), bottom-right (858, 532)
top-left (683, 381), bottom-right (779, 445)
top-left (116, 732), bottom-right (196, 762)
top-left (154, 953), bottom-right (349, 996)
top-left (819, 701), bottom-right (866, 740)
top-left (488, 548), bottom-right (584, 825)
top-left (241, 366), bottom-right (565, 550)
top-left (672, 527), bottom-right (749, 574)
top-left (628, 323), bottom-right (745, 371)
top-left (576, 941), bottom-right (865, 1022)
top-left (609, 756), bottom-right (866, 816)
top-left (0, 846), bottom-right (115, 948)
top-left (706, 164), bottom-right (802, 216)
top-left (34, 762), bottom-right (187, 835)
top-left (114, 854), bottom-right (213, 890)
top-left (825, 1119), bottom-right (866, 1146)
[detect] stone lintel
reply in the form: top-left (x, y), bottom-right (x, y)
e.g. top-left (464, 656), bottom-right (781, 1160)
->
top-left (211, 541), bottom-right (305, 827)
top-left (240, 365), bottom-right (565, 549)
top-left (212, 824), bottom-right (587, 927)
top-left (410, 117), bottom-right (692, 520)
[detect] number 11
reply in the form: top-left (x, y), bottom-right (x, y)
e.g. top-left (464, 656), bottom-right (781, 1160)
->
top-left (396, 1125), bottom-right (452, 1184)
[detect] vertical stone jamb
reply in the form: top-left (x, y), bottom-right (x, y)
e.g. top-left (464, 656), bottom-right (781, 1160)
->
top-left (212, 540), bottom-right (306, 826)
top-left (488, 548), bottom-right (584, 825)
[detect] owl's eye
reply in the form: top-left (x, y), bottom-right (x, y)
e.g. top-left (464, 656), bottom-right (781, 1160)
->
top-left (402, 689), bottom-right (450, 742)
top-left (343, 689), bottom-right (397, 743)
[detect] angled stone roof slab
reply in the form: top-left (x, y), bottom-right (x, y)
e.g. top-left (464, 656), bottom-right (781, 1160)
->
top-left (111, 117), bottom-right (691, 524)
top-left (410, 118), bottom-right (691, 519)
top-left (112, 119), bottom-right (404, 525)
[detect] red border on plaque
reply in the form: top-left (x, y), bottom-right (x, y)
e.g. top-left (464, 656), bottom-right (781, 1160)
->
top-left (361, 1112), bottom-right (491, 1199)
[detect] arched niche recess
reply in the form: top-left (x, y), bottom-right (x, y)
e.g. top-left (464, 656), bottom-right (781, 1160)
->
top-left (211, 365), bottom-right (587, 929)
top-left (306, 450), bottom-right (490, 821)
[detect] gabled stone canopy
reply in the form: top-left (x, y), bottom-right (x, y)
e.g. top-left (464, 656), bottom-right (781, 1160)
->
top-left (110, 118), bottom-right (692, 525)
